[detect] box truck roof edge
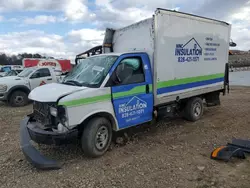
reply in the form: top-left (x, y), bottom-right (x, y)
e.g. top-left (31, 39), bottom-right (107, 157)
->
top-left (156, 8), bottom-right (230, 26)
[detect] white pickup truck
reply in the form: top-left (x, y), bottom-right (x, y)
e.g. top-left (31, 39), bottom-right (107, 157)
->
top-left (0, 66), bottom-right (61, 107)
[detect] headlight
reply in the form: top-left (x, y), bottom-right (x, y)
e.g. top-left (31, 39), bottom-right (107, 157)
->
top-left (50, 107), bottom-right (57, 117)
top-left (0, 84), bottom-right (7, 92)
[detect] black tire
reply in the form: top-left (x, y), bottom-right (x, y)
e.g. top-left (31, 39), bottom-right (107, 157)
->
top-left (9, 90), bottom-right (28, 107)
top-left (81, 117), bottom-right (112, 158)
top-left (183, 97), bottom-right (204, 122)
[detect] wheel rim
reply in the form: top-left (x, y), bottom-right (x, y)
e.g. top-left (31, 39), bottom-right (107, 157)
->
top-left (14, 95), bottom-right (24, 105)
top-left (95, 126), bottom-right (109, 150)
top-left (193, 102), bottom-right (202, 117)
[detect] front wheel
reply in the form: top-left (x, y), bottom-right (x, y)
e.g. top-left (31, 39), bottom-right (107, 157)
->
top-left (9, 90), bottom-right (28, 107)
top-left (81, 117), bottom-right (112, 158)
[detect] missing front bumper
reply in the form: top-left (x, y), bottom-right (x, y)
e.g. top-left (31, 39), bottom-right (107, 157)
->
top-left (20, 116), bottom-right (64, 170)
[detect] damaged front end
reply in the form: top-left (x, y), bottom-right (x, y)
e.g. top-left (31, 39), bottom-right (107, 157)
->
top-left (20, 101), bottom-right (78, 170)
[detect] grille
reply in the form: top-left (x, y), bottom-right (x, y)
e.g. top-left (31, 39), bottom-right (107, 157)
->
top-left (33, 101), bottom-right (56, 126)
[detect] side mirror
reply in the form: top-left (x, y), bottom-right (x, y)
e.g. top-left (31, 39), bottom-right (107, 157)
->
top-left (229, 42), bottom-right (237, 47)
top-left (229, 39), bottom-right (237, 47)
top-left (75, 57), bottom-right (86, 65)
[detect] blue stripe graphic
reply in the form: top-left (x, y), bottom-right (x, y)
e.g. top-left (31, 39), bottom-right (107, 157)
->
top-left (157, 77), bottom-right (224, 95)
top-left (112, 82), bottom-right (145, 93)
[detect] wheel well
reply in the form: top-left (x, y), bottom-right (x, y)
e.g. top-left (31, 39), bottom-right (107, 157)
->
top-left (179, 91), bottom-right (220, 109)
top-left (78, 112), bottom-right (117, 136)
top-left (7, 87), bottom-right (30, 101)
top-left (178, 95), bottom-right (205, 111)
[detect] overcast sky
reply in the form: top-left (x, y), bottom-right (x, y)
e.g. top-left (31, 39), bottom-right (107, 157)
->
top-left (0, 0), bottom-right (249, 60)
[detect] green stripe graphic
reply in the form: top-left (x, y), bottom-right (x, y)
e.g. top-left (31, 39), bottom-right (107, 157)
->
top-left (157, 73), bottom-right (224, 89)
top-left (60, 73), bottom-right (223, 107)
top-left (113, 85), bottom-right (152, 99)
top-left (59, 94), bottom-right (110, 107)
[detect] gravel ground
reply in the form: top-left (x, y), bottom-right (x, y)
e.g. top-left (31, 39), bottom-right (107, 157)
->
top-left (1, 86), bottom-right (250, 188)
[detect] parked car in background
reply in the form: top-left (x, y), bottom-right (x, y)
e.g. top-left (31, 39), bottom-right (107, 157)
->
top-left (0, 69), bottom-right (23, 77)
top-left (0, 66), bottom-right (63, 107)
top-left (0, 65), bottom-right (24, 77)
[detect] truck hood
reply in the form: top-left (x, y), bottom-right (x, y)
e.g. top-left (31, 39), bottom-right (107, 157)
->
top-left (0, 76), bottom-right (24, 83)
top-left (29, 83), bottom-right (87, 102)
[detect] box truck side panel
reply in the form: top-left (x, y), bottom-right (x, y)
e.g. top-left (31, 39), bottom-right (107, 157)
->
top-left (112, 18), bottom-right (154, 66)
top-left (154, 10), bottom-right (230, 105)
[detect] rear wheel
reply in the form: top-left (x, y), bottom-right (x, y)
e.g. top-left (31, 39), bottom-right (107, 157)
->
top-left (9, 90), bottom-right (28, 107)
top-left (183, 97), bottom-right (204, 122)
top-left (81, 117), bottom-right (112, 158)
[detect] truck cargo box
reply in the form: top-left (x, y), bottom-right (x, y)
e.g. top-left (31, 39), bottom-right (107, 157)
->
top-left (109, 8), bottom-right (231, 105)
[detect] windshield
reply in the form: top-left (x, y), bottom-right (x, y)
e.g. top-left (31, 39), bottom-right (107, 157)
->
top-left (1, 72), bottom-right (8, 76)
top-left (5, 70), bottom-right (16, 76)
top-left (1, 67), bottom-right (11, 72)
top-left (18, 68), bottom-right (35, 77)
top-left (63, 55), bottom-right (118, 87)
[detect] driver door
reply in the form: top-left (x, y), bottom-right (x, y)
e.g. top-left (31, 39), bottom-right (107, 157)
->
top-left (107, 54), bottom-right (153, 129)
top-left (29, 68), bottom-right (53, 90)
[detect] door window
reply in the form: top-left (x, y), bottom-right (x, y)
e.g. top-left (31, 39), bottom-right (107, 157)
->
top-left (107, 57), bottom-right (145, 86)
top-left (39, 68), bottom-right (51, 77)
top-left (31, 68), bottom-right (51, 78)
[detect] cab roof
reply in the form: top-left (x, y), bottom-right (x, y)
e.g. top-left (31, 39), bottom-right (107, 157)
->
top-left (87, 51), bottom-right (147, 58)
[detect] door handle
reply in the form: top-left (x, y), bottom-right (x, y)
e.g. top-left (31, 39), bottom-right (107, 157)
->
top-left (47, 78), bottom-right (52, 81)
top-left (146, 84), bottom-right (150, 94)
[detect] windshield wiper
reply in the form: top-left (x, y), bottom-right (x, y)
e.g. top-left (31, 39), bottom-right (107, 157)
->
top-left (80, 82), bottom-right (100, 88)
top-left (63, 80), bottom-right (82, 86)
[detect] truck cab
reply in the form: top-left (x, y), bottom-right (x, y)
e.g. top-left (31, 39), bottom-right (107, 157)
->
top-left (21, 52), bottom-right (153, 162)
top-left (0, 66), bottom-right (59, 107)
top-left (66, 52), bottom-right (153, 129)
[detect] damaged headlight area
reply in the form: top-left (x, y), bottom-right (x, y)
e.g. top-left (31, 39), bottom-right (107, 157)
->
top-left (50, 107), bottom-right (57, 117)
top-left (57, 105), bottom-right (68, 125)
top-left (49, 105), bottom-right (68, 126)
top-left (54, 105), bottom-right (69, 133)
top-left (33, 102), bottom-right (70, 134)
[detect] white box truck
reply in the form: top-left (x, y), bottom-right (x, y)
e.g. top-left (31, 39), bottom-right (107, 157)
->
top-left (20, 9), bottom-right (231, 169)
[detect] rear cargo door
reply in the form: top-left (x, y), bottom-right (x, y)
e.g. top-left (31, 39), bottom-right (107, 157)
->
top-left (109, 53), bottom-right (153, 129)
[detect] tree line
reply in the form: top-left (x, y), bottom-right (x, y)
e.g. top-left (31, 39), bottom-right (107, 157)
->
top-left (0, 53), bottom-right (55, 65)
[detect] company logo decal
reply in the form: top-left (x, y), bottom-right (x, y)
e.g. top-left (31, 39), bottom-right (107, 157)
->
top-left (118, 96), bottom-right (147, 119)
top-left (38, 60), bottom-right (62, 72)
top-left (175, 38), bottom-right (202, 63)
top-left (40, 62), bottom-right (57, 67)
top-left (39, 81), bottom-right (46, 86)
